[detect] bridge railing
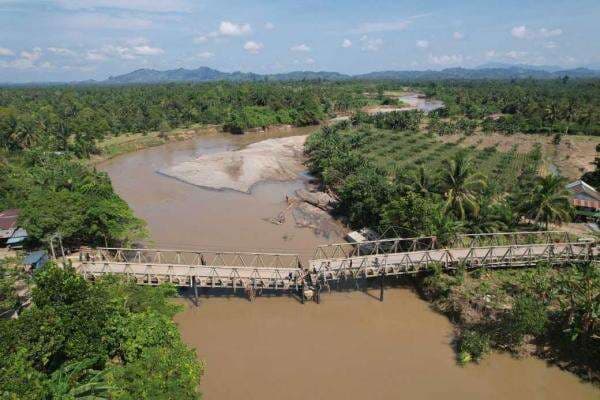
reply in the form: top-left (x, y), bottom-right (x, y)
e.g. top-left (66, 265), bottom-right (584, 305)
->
top-left (313, 236), bottom-right (437, 260)
top-left (79, 247), bottom-right (303, 269)
top-left (313, 231), bottom-right (580, 261)
top-left (449, 231), bottom-right (576, 248)
top-left (311, 241), bottom-right (593, 281)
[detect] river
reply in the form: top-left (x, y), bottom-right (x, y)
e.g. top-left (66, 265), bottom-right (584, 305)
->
top-left (98, 127), bottom-right (598, 400)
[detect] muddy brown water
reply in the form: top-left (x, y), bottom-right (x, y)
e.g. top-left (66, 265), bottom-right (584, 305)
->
top-left (99, 128), bottom-right (598, 400)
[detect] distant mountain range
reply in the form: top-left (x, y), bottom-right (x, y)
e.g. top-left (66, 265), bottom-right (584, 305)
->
top-left (3, 64), bottom-right (600, 86)
top-left (102, 65), bottom-right (600, 84)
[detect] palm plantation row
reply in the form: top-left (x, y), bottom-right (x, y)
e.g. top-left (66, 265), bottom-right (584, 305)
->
top-left (305, 115), bottom-right (573, 242)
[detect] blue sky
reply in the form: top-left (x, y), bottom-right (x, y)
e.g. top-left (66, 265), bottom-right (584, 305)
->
top-left (0, 0), bottom-right (599, 82)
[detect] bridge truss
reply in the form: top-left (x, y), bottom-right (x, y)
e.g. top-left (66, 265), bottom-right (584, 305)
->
top-left (73, 231), bottom-right (596, 301)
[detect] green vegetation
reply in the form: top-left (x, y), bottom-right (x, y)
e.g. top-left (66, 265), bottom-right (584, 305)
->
top-left (305, 115), bottom-right (563, 239)
top-left (0, 82), bottom-right (367, 155)
top-left (0, 150), bottom-right (146, 247)
top-left (419, 79), bottom-right (600, 136)
top-left (422, 262), bottom-right (599, 381)
top-left (305, 110), bottom-right (598, 380)
top-left (0, 262), bottom-right (203, 399)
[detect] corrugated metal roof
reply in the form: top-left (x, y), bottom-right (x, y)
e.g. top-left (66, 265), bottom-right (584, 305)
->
top-left (23, 250), bottom-right (47, 265)
top-left (0, 209), bottom-right (20, 231)
top-left (6, 228), bottom-right (28, 244)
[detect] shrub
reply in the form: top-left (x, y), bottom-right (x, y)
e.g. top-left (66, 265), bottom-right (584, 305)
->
top-left (503, 295), bottom-right (548, 344)
top-left (457, 329), bottom-right (491, 364)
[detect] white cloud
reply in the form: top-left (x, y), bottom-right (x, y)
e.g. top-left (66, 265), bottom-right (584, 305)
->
top-left (0, 47), bottom-right (14, 57)
top-left (290, 43), bottom-right (310, 52)
top-left (218, 21), bottom-right (251, 37)
top-left (453, 31), bottom-right (464, 40)
top-left (84, 41), bottom-right (163, 61)
top-left (132, 45), bottom-right (163, 55)
top-left (416, 40), bottom-right (429, 48)
top-left (428, 53), bottom-right (463, 65)
top-left (511, 25), bottom-right (528, 38)
top-left (505, 50), bottom-right (527, 59)
top-left (194, 35), bottom-right (208, 44)
top-left (20, 47), bottom-right (42, 62)
top-left (47, 47), bottom-right (76, 56)
top-left (86, 51), bottom-right (107, 61)
top-left (305, 57), bottom-right (315, 65)
top-left (360, 36), bottom-right (383, 52)
top-left (511, 25), bottom-right (562, 39)
top-left (198, 51), bottom-right (214, 59)
top-left (544, 41), bottom-right (558, 49)
top-left (264, 22), bottom-right (275, 30)
top-left (53, 0), bottom-right (192, 13)
top-left (341, 39), bottom-right (352, 48)
top-left (352, 13), bottom-right (430, 34)
top-left (539, 28), bottom-right (562, 38)
top-left (243, 41), bottom-right (263, 54)
top-left (61, 13), bottom-right (152, 30)
top-left (485, 49), bottom-right (497, 58)
top-left (355, 20), bottom-right (409, 34)
top-left (0, 47), bottom-right (42, 69)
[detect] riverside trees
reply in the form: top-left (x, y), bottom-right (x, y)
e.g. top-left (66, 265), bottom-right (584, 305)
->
top-left (0, 263), bottom-right (203, 399)
top-left (0, 82), bottom-right (365, 155)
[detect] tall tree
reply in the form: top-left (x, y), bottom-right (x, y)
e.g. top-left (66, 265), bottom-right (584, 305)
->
top-left (439, 153), bottom-right (487, 220)
top-left (519, 174), bottom-right (572, 229)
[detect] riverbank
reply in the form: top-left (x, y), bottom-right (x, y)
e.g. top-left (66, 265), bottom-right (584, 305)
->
top-left (90, 124), bottom-right (221, 164)
top-left (418, 263), bottom-right (599, 384)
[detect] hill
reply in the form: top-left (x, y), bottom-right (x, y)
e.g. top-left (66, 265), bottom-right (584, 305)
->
top-left (102, 65), bottom-right (600, 85)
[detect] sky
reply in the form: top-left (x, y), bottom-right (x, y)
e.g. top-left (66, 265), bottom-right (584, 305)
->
top-left (0, 0), bottom-right (599, 82)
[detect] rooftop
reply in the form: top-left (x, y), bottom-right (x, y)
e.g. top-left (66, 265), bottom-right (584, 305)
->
top-left (0, 209), bottom-right (20, 231)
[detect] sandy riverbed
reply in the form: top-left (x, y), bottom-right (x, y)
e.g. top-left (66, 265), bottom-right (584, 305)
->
top-left (159, 135), bottom-right (308, 193)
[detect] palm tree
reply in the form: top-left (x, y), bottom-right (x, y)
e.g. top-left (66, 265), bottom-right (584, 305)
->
top-left (520, 174), bottom-right (572, 229)
top-left (439, 153), bottom-right (487, 220)
top-left (413, 166), bottom-right (434, 197)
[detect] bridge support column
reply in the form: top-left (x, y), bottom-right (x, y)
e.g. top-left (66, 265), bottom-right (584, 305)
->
top-left (315, 280), bottom-right (321, 304)
top-left (300, 282), bottom-right (305, 304)
top-left (379, 271), bottom-right (384, 302)
top-left (192, 276), bottom-right (199, 307)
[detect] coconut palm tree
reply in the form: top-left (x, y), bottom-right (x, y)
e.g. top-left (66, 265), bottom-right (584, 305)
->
top-left (520, 174), bottom-right (572, 229)
top-left (439, 153), bottom-right (487, 220)
top-left (413, 166), bottom-right (435, 197)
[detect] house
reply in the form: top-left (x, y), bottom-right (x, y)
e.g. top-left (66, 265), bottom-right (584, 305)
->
top-left (0, 209), bottom-right (20, 245)
top-left (6, 228), bottom-right (28, 249)
top-left (22, 250), bottom-right (48, 271)
top-left (565, 180), bottom-right (600, 220)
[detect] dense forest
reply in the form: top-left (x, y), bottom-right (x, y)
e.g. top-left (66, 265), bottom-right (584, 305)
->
top-left (0, 262), bottom-right (203, 399)
top-left (0, 82), bottom-right (367, 156)
top-left (417, 79), bottom-right (600, 136)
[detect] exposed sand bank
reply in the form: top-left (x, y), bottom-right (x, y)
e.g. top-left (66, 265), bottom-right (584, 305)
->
top-left (159, 135), bottom-right (308, 193)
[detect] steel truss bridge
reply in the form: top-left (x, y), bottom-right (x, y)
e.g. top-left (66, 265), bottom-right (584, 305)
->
top-left (73, 231), bottom-right (596, 301)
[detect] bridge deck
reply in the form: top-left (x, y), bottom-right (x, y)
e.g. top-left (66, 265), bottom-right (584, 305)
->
top-left (72, 231), bottom-right (595, 290)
